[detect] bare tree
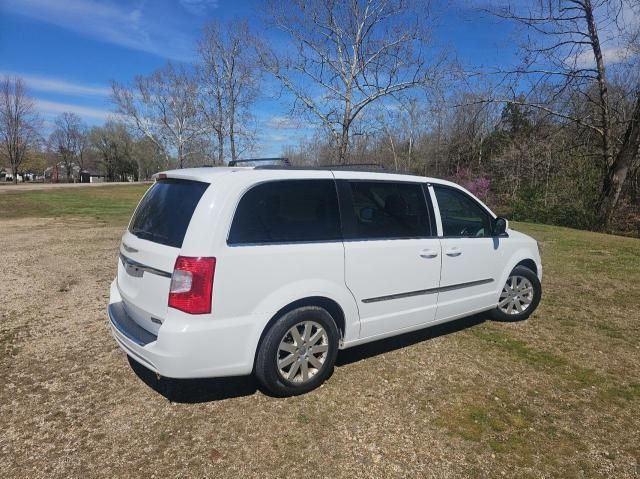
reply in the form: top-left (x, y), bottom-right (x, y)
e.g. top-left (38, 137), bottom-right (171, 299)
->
top-left (89, 120), bottom-right (136, 181)
top-left (485, 0), bottom-right (640, 228)
top-left (112, 63), bottom-right (208, 168)
top-left (49, 112), bottom-right (87, 181)
top-left (198, 20), bottom-right (259, 163)
top-left (0, 77), bottom-right (40, 184)
top-left (258, 0), bottom-right (445, 163)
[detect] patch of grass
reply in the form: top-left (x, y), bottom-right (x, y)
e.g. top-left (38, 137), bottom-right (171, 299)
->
top-left (0, 323), bottom-right (28, 358)
top-left (435, 392), bottom-right (536, 453)
top-left (0, 184), bottom-right (149, 224)
top-left (599, 383), bottom-right (640, 404)
top-left (470, 327), bottom-right (604, 388)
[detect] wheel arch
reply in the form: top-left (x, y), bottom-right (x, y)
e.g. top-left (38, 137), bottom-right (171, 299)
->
top-left (496, 250), bottom-right (542, 299)
top-left (253, 296), bottom-right (347, 370)
top-left (515, 258), bottom-right (538, 275)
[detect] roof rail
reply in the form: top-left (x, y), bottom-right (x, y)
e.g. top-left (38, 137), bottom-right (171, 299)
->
top-left (228, 157), bottom-right (291, 167)
top-left (321, 163), bottom-right (385, 169)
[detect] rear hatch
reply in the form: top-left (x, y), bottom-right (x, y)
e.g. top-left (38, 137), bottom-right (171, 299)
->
top-left (117, 178), bottom-right (209, 335)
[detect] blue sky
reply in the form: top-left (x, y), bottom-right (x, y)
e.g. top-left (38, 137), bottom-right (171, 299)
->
top-left (0, 0), bottom-right (517, 157)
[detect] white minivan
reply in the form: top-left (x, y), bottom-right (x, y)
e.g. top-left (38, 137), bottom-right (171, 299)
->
top-left (108, 165), bottom-right (542, 396)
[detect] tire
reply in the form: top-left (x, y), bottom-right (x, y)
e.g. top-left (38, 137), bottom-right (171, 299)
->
top-left (490, 265), bottom-right (542, 321)
top-left (254, 306), bottom-right (339, 397)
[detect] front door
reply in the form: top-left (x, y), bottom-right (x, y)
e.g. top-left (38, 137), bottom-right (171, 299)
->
top-left (337, 177), bottom-right (442, 339)
top-left (430, 185), bottom-right (505, 321)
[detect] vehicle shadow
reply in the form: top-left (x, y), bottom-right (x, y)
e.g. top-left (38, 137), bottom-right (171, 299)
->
top-left (335, 313), bottom-right (487, 367)
top-left (128, 356), bottom-right (259, 404)
top-left (130, 313), bottom-right (489, 403)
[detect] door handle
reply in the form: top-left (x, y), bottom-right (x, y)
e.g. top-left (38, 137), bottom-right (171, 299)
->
top-left (445, 247), bottom-right (462, 257)
top-left (419, 249), bottom-right (439, 258)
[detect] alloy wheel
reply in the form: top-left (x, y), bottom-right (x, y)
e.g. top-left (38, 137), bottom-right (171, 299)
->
top-left (276, 321), bottom-right (329, 383)
top-left (498, 275), bottom-right (534, 315)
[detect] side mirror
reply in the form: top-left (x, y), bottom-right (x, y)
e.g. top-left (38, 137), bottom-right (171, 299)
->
top-left (493, 217), bottom-right (508, 236)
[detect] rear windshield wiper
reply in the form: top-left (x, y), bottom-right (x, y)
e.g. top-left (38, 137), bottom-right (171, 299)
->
top-left (130, 229), bottom-right (169, 242)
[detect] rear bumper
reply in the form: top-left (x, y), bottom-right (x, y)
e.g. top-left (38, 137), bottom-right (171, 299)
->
top-left (108, 280), bottom-right (259, 378)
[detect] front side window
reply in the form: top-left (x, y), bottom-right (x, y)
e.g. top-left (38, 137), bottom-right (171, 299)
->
top-left (228, 180), bottom-right (341, 244)
top-left (341, 181), bottom-right (431, 240)
top-left (434, 186), bottom-right (492, 237)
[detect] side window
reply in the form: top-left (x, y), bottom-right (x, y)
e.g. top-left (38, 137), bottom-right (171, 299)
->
top-left (434, 186), bottom-right (492, 237)
top-left (341, 181), bottom-right (431, 240)
top-left (228, 180), bottom-right (341, 244)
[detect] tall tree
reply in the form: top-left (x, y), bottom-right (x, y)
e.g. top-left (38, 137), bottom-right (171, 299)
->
top-left (112, 63), bottom-right (208, 168)
top-left (89, 121), bottom-right (137, 181)
top-left (487, 0), bottom-right (640, 229)
top-left (0, 77), bottom-right (40, 184)
top-left (198, 19), bottom-right (259, 163)
top-left (49, 112), bottom-right (87, 181)
top-left (258, 0), bottom-right (444, 163)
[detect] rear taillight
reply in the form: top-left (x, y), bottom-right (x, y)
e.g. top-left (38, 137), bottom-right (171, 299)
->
top-left (168, 256), bottom-right (216, 314)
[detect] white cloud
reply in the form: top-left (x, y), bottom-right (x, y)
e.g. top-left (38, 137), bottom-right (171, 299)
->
top-left (267, 134), bottom-right (289, 142)
top-left (266, 116), bottom-right (303, 130)
top-left (0, 71), bottom-right (111, 97)
top-left (574, 46), bottom-right (632, 69)
top-left (179, 0), bottom-right (219, 15)
top-left (35, 99), bottom-right (116, 121)
top-left (2, 0), bottom-right (195, 61)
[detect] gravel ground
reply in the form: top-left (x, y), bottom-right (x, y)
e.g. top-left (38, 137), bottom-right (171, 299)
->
top-left (0, 217), bottom-right (638, 478)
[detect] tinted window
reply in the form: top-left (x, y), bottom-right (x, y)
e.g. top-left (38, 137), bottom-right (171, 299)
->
top-left (341, 181), bottom-right (431, 239)
top-left (434, 186), bottom-right (492, 237)
top-left (129, 179), bottom-right (209, 248)
top-left (228, 180), bottom-right (341, 244)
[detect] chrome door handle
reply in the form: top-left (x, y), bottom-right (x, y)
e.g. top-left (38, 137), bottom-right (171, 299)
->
top-left (445, 248), bottom-right (462, 257)
top-left (419, 249), bottom-right (439, 258)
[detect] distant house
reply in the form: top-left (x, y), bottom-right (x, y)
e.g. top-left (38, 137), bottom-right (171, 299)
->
top-left (44, 162), bottom-right (81, 183)
top-left (79, 169), bottom-right (107, 183)
top-left (1, 167), bottom-right (22, 182)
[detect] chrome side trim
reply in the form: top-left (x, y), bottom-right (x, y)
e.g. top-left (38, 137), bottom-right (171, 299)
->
top-left (119, 253), bottom-right (172, 279)
top-left (362, 278), bottom-right (494, 303)
top-left (108, 302), bottom-right (158, 346)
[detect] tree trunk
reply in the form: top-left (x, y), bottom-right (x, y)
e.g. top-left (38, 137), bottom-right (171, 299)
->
top-left (337, 128), bottom-right (349, 164)
top-left (584, 0), bottom-right (615, 173)
top-left (596, 91), bottom-right (640, 229)
top-left (229, 98), bottom-right (237, 162)
top-left (216, 129), bottom-right (224, 165)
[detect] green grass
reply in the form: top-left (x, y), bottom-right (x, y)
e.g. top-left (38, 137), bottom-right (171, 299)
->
top-left (0, 184), bottom-right (149, 224)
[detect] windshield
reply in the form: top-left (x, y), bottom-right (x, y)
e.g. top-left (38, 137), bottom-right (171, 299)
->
top-left (128, 179), bottom-right (209, 248)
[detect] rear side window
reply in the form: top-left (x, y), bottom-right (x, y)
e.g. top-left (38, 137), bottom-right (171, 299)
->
top-left (228, 180), bottom-right (341, 244)
top-left (340, 181), bottom-right (431, 240)
top-left (129, 179), bottom-right (209, 248)
top-left (434, 186), bottom-right (492, 237)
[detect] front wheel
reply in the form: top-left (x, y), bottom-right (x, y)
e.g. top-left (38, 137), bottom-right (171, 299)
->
top-left (254, 306), bottom-right (339, 397)
top-left (490, 265), bottom-right (542, 321)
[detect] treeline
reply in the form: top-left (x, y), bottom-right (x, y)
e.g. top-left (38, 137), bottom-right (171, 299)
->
top-left (0, 0), bottom-right (638, 234)
top-left (286, 89), bottom-right (640, 234)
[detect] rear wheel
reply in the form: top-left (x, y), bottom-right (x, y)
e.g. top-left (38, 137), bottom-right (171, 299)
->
top-left (490, 265), bottom-right (541, 321)
top-left (255, 306), bottom-right (339, 397)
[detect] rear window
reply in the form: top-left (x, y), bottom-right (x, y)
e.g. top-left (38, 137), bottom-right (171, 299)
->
top-left (228, 180), bottom-right (341, 244)
top-left (129, 179), bottom-right (209, 248)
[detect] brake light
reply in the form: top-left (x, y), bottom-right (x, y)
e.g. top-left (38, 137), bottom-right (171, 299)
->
top-left (168, 256), bottom-right (216, 314)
